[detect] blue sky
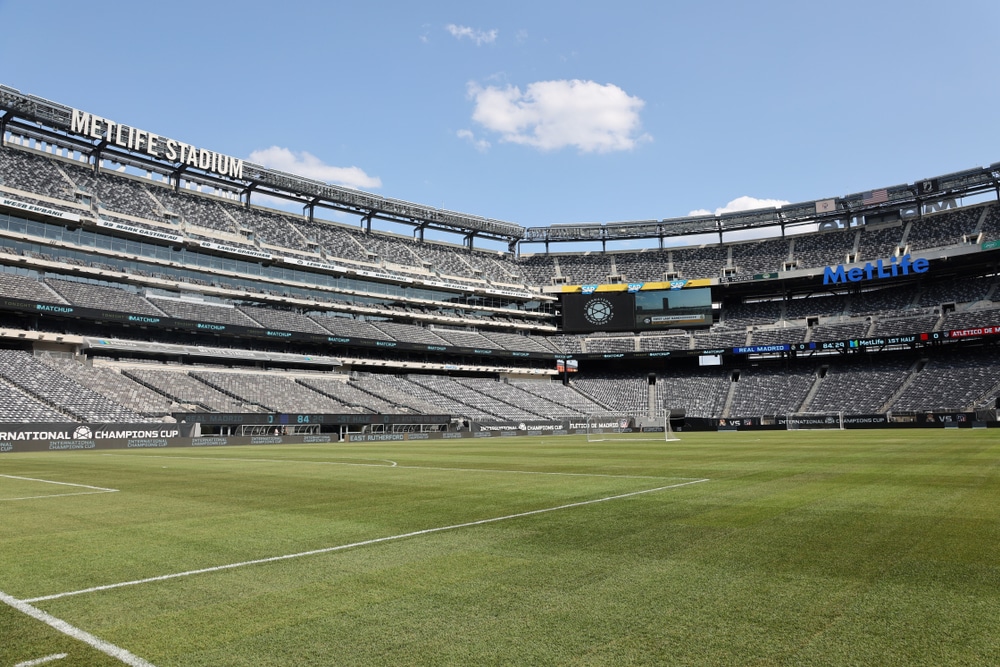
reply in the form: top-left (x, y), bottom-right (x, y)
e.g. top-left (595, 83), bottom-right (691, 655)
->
top-left (1, 0), bottom-right (997, 249)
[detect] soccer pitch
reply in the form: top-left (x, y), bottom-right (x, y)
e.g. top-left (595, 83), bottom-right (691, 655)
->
top-left (2, 431), bottom-right (998, 666)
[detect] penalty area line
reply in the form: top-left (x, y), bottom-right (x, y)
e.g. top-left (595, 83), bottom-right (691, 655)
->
top-left (0, 474), bottom-right (118, 493)
top-left (103, 453), bottom-right (680, 480)
top-left (2, 491), bottom-right (120, 502)
top-left (0, 590), bottom-right (155, 667)
top-left (26, 478), bottom-right (709, 604)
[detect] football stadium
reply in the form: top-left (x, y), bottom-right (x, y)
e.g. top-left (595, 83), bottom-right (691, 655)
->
top-left (2, 84), bottom-right (999, 665)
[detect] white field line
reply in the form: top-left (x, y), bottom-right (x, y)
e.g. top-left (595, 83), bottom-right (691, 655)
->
top-left (15, 654), bottom-right (68, 667)
top-left (25, 478), bottom-right (708, 604)
top-left (0, 475), bottom-right (119, 501)
top-left (0, 474), bottom-right (118, 492)
top-left (0, 591), bottom-right (155, 667)
top-left (103, 453), bottom-right (684, 481)
top-left (3, 491), bottom-right (119, 502)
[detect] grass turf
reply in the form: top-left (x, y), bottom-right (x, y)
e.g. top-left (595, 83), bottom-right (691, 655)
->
top-left (1, 430), bottom-right (998, 666)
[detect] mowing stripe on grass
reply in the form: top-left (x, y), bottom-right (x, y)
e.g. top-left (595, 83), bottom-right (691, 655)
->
top-left (25, 478), bottom-right (708, 604)
top-left (15, 654), bottom-right (68, 666)
top-left (0, 591), bottom-right (155, 667)
top-left (105, 453), bottom-right (679, 480)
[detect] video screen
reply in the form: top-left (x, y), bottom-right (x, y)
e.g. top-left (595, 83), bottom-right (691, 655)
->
top-left (634, 288), bottom-right (711, 329)
top-left (561, 288), bottom-right (712, 333)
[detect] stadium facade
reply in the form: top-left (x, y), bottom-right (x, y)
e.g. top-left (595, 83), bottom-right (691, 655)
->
top-left (1, 83), bottom-right (1000, 444)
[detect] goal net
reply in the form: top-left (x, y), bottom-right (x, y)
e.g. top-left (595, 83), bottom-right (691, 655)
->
top-left (585, 414), bottom-right (680, 442)
top-left (784, 412), bottom-right (845, 430)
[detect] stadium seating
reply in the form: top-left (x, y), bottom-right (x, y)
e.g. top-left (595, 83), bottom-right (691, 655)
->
top-left (189, 371), bottom-right (357, 414)
top-left (0, 350), bottom-right (146, 422)
top-left (46, 278), bottom-right (166, 316)
top-left (122, 368), bottom-right (258, 413)
top-left (0, 375), bottom-right (74, 422)
top-left (39, 357), bottom-right (178, 417)
top-left (0, 271), bottom-right (69, 303)
top-left (727, 366), bottom-right (815, 416)
top-left (5, 140), bottom-right (1000, 429)
top-left (891, 350), bottom-right (1000, 412)
top-left (806, 356), bottom-right (913, 414)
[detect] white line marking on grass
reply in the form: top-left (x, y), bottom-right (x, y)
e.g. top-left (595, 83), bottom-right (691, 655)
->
top-left (394, 464), bottom-right (695, 481)
top-left (103, 453), bottom-right (397, 469)
top-left (3, 491), bottom-right (119, 502)
top-left (15, 654), bottom-right (68, 666)
top-left (0, 474), bottom-right (118, 493)
top-left (103, 454), bottom-right (680, 480)
top-left (0, 591), bottom-right (155, 667)
top-left (25, 478), bottom-right (708, 604)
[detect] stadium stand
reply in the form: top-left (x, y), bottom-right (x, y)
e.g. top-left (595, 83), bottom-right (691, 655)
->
top-left (46, 278), bottom-right (167, 316)
top-left (0, 350), bottom-right (146, 422)
top-left (890, 350), bottom-right (1000, 412)
top-left (308, 314), bottom-right (396, 340)
top-left (0, 271), bottom-right (69, 303)
top-left (509, 379), bottom-right (610, 416)
top-left (570, 373), bottom-right (650, 417)
top-left (349, 374), bottom-right (452, 415)
top-left (0, 147), bottom-right (76, 203)
top-left (0, 375), bottom-right (74, 422)
top-left (672, 245), bottom-right (727, 279)
top-left (39, 357), bottom-right (178, 417)
top-left (189, 370), bottom-right (358, 414)
top-left (805, 356), bottom-right (915, 414)
top-left (639, 332), bottom-right (694, 351)
top-left (238, 305), bottom-right (331, 334)
top-left (918, 275), bottom-right (994, 308)
top-left (748, 326), bottom-right (807, 346)
top-left (147, 296), bottom-right (262, 327)
top-left (790, 228), bottom-right (855, 269)
top-left (122, 368), bottom-right (260, 413)
top-left (906, 207), bottom-right (981, 252)
top-left (809, 320), bottom-right (871, 341)
top-left (654, 368), bottom-right (731, 418)
top-left (856, 225), bottom-right (905, 261)
top-left (3, 120), bottom-right (1000, 431)
top-left (370, 321), bottom-right (450, 345)
top-left (374, 375), bottom-right (497, 421)
top-left (727, 366), bottom-right (815, 417)
top-left (730, 238), bottom-right (789, 277)
top-left (298, 376), bottom-right (408, 414)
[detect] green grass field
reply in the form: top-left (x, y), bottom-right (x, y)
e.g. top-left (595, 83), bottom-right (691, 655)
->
top-left (2, 430), bottom-right (999, 666)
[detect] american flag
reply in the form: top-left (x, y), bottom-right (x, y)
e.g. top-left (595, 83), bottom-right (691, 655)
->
top-left (862, 188), bottom-right (888, 205)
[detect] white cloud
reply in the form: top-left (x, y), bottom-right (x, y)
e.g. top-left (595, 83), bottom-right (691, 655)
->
top-left (467, 79), bottom-right (650, 153)
top-left (456, 129), bottom-right (491, 152)
top-left (249, 146), bottom-right (381, 190)
top-left (446, 24), bottom-right (498, 46)
top-left (689, 196), bottom-right (790, 217)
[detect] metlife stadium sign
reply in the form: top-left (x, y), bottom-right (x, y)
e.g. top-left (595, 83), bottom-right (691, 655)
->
top-left (823, 254), bottom-right (929, 285)
top-left (70, 109), bottom-right (244, 179)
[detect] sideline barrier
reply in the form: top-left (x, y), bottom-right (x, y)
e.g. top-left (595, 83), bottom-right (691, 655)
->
top-left (3, 412), bottom-right (994, 453)
top-left (0, 429), bottom-right (335, 454)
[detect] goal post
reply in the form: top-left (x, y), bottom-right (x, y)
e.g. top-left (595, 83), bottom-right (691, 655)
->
top-left (784, 412), bottom-right (845, 430)
top-left (585, 413), bottom-right (681, 442)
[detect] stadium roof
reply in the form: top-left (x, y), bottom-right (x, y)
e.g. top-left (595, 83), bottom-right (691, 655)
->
top-left (0, 84), bottom-right (525, 242)
top-left (2, 84), bottom-right (999, 247)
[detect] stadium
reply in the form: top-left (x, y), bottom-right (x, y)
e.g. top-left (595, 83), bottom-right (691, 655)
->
top-left (2, 84), bottom-right (1000, 665)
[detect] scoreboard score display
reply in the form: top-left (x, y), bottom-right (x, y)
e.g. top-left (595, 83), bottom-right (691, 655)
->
top-left (562, 288), bottom-right (712, 333)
